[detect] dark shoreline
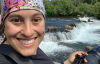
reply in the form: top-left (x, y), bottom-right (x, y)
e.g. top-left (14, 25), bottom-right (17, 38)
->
top-left (46, 16), bottom-right (77, 19)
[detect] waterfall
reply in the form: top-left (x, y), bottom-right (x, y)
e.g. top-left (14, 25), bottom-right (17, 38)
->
top-left (40, 17), bottom-right (100, 57)
top-left (43, 22), bottom-right (87, 42)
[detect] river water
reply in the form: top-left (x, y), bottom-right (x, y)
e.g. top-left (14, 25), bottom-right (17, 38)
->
top-left (40, 16), bottom-right (100, 62)
top-left (0, 15), bottom-right (100, 63)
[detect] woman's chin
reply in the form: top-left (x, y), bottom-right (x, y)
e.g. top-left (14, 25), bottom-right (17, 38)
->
top-left (20, 51), bottom-right (37, 56)
top-left (21, 53), bottom-right (34, 57)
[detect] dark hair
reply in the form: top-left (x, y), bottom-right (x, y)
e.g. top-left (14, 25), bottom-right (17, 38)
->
top-left (0, 23), bottom-right (6, 44)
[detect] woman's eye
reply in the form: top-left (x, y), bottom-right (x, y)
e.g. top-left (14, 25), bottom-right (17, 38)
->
top-left (11, 19), bottom-right (22, 22)
top-left (33, 18), bottom-right (40, 22)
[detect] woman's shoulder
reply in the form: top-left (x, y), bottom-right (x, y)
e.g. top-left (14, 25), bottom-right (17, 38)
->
top-left (29, 47), bottom-right (54, 64)
top-left (0, 54), bottom-right (16, 64)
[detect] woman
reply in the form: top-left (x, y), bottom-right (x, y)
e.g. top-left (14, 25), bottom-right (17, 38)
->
top-left (0, 0), bottom-right (88, 64)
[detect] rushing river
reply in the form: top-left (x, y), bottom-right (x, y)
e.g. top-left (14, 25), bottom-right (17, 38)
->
top-left (0, 15), bottom-right (100, 63)
top-left (40, 16), bottom-right (100, 62)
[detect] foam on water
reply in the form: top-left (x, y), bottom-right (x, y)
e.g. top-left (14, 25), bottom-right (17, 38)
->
top-left (45, 17), bottom-right (100, 44)
top-left (40, 16), bottom-right (100, 56)
top-left (43, 31), bottom-right (73, 42)
top-left (39, 41), bottom-right (76, 56)
top-left (73, 17), bottom-right (100, 44)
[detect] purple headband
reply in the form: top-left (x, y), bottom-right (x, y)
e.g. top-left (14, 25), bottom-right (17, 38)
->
top-left (1, 0), bottom-right (45, 22)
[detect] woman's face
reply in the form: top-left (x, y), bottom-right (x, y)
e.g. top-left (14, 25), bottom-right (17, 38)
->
top-left (4, 10), bottom-right (45, 56)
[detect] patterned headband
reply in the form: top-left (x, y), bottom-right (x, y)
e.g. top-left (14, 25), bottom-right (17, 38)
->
top-left (1, 0), bottom-right (45, 22)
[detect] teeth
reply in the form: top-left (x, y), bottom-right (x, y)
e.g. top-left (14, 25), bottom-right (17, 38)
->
top-left (19, 39), bottom-right (35, 44)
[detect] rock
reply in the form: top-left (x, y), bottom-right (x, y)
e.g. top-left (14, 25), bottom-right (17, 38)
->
top-left (85, 46), bottom-right (93, 50)
top-left (83, 21), bottom-right (87, 23)
top-left (89, 21), bottom-right (93, 22)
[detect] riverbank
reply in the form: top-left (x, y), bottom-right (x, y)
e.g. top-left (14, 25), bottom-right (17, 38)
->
top-left (46, 16), bottom-right (77, 19)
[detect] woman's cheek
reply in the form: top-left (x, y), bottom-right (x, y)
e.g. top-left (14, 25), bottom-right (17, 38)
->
top-left (36, 25), bottom-right (45, 35)
top-left (40, 25), bottom-right (45, 32)
top-left (5, 25), bottom-right (21, 36)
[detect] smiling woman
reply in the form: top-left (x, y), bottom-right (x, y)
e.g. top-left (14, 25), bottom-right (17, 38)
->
top-left (0, 0), bottom-right (53, 64)
top-left (0, 0), bottom-right (88, 64)
top-left (4, 10), bottom-right (45, 56)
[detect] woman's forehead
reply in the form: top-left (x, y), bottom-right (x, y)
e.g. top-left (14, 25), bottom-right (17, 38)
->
top-left (8, 10), bottom-right (43, 17)
top-left (10, 10), bottom-right (43, 15)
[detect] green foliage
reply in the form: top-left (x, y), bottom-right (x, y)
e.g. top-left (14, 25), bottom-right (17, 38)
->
top-left (44, 0), bottom-right (75, 16)
top-left (44, 0), bottom-right (100, 18)
top-left (77, 3), bottom-right (94, 16)
top-left (93, 2), bottom-right (100, 18)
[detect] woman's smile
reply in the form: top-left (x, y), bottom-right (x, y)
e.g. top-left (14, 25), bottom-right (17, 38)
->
top-left (17, 37), bottom-right (37, 47)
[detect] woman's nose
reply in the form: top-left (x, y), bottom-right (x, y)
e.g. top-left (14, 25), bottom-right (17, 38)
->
top-left (21, 23), bottom-right (34, 37)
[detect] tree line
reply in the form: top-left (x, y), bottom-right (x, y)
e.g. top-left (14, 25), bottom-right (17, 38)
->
top-left (0, 0), bottom-right (100, 18)
top-left (44, 0), bottom-right (100, 18)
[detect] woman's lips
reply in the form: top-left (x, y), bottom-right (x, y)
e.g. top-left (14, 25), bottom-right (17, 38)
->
top-left (19, 39), bottom-right (35, 44)
top-left (17, 37), bottom-right (37, 47)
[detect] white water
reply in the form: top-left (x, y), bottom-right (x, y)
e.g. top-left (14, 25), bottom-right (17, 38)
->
top-left (74, 17), bottom-right (100, 44)
top-left (39, 41), bottom-right (75, 56)
top-left (39, 16), bottom-right (100, 56)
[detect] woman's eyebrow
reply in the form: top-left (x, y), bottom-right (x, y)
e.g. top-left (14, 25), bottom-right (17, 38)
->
top-left (31, 13), bottom-right (43, 17)
top-left (8, 14), bottom-right (23, 18)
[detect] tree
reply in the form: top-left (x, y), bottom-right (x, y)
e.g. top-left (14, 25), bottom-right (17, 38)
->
top-left (93, 2), bottom-right (100, 18)
top-left (76, 3), bottom-right (93, 16)
top-left (44, 0), bottom-right (100, 18)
